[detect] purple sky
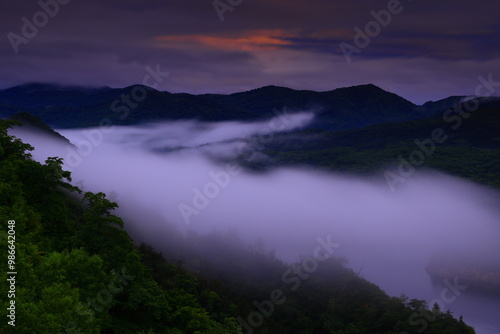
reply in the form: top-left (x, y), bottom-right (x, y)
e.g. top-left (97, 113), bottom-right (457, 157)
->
top-left (1, 0), bottom-right (500, 103)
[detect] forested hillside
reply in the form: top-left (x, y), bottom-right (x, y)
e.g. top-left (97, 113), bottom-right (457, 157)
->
top-left (249, 98), bottom-right (500, 189)
top-left (0, 120), bottom-right (478, 333)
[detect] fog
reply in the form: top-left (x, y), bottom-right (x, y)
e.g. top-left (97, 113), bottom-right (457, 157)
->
top-left (9, 112), bottom-right (500, 334)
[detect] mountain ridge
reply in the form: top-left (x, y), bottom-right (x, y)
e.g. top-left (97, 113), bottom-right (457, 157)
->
top-left (0, 82), bottom-right (471, 130)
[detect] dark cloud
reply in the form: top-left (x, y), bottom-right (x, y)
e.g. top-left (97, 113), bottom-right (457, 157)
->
top-left (1, 0), bottom-right (500, 103)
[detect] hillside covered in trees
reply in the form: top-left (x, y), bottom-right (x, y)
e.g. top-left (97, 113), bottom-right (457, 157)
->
top-left (0, 119), bottom-right (478, 333)
top-left (243, 98), bottom-right (500, 189)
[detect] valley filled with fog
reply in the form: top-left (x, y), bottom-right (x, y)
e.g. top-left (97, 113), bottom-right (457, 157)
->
top-left (10, 111), bottom-right (500, 334)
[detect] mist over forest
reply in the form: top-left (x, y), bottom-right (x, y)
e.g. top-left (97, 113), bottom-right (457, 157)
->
top-left (9, 108), bottom-right (500, 318)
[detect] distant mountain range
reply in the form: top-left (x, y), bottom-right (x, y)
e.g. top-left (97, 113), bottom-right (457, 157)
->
top-left (3, 82), bottom-right (499, 190)
top-left (0, 82), bottom-right (469, 130)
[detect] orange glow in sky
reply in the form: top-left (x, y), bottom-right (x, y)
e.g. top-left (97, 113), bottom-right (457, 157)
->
top-left (155, 29), bottom-right (294, 51)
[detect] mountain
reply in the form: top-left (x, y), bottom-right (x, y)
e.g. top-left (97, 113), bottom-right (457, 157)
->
top-left (420, 96), bottom-right (469, 114)
top-left (203, 84), bottom-right (430, 130)
top-left (0, 83), bottom-right (433, 130)
top-left (308, 84), bottom-right (427, 129)
top-left (0, 83), bottom-right (114, 108)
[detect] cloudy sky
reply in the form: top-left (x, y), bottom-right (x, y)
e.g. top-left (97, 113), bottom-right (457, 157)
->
top-left (1, 0), bottom-right (499, 103)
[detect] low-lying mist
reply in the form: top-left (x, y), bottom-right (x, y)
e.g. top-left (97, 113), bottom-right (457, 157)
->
top-left (9, 111), bottom-right (500, 332)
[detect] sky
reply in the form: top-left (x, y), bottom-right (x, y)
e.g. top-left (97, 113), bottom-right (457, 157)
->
top-left (1, 0), bottom-right (500, 104)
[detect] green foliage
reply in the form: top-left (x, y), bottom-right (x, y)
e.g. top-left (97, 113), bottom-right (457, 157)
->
top-left (0, 123), bottom-right (242, 333)
top-left (16, 283), bottom-right (101, 334)
top-left (0, 119), bottom-right (33, 160)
